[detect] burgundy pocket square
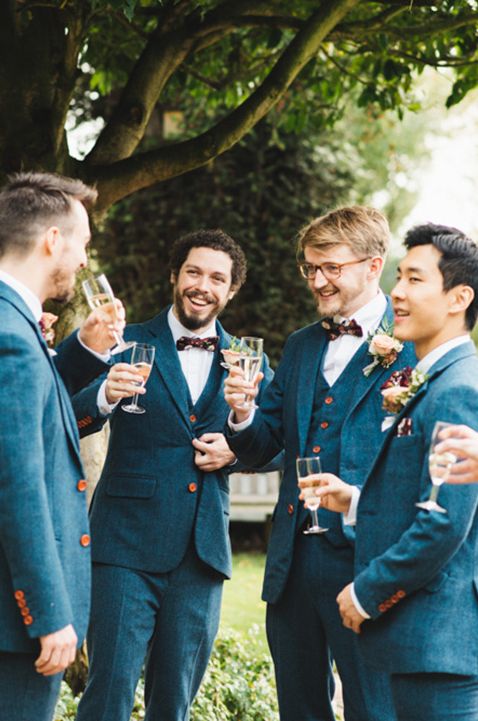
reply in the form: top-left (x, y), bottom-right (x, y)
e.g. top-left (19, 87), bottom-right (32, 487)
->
top-left (396, 417), bottom-right (413, 437)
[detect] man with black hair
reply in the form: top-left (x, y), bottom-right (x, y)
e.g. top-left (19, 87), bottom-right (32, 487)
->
top-left (304, 223), bottom-right (478, 720)
top-left (73, 229), bottom-right (275, 721)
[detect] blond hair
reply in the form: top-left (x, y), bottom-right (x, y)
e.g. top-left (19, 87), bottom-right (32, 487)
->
top-left (297, 206), bottom-right (390, 259)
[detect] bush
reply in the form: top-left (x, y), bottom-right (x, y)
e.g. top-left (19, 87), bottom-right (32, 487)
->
top-left (54, 627), bottom-right (278, 721)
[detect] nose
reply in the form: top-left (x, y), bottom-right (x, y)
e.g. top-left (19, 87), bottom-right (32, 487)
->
top-left (391, 278), bottom-right (405, 301)
top-left (313, 268), bottom-right (329, 290)
top-left (195, 275), bottom-right (211, 292)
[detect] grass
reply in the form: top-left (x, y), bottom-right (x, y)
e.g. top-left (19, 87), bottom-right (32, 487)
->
top-left (220, 552), bottom-right (267, 646)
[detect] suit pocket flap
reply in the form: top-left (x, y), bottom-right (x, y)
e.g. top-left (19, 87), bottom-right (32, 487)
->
top-left (106, 473), bottom-right (156, 498)
top-left (423, 570), bottom-right (448, 593)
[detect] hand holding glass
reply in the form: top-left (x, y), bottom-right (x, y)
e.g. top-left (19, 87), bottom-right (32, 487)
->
top-left (82, 273), bottom-right (134, 354)
top-left (121, 343), bottom-right (155, 414)
top-left (297, 456), bottom-right (329, 535)
top-left (236, 337), bottom-right (263, 409)
top-left (416, 421), bottom-right (457, 514)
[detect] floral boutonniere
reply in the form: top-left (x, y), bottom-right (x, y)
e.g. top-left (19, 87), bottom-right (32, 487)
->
top-left (39, 311), bottom-right (58, 348)
top-left (362, 320), bottom-right (403, 377)
top-left (380, 365), bottom-right (428, 415)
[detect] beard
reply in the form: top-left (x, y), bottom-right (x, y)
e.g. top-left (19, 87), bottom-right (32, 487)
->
top-left (173, 286), bottom-right (221, 331)
top-left (49, 267), bottom-right (76, 303)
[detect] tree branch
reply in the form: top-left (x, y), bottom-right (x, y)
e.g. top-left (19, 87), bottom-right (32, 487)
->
top-left (86, 0), bottom-right (361, 212)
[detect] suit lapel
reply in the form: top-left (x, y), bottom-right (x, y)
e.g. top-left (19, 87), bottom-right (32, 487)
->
top-left (0, 282), bottom-right (81, 459)
top-left (193, 321), bottom-right (231, 416)
top-left (296, 323), bottom-right (327, 455)
top-left (146, 309), bottom-right (193, 424)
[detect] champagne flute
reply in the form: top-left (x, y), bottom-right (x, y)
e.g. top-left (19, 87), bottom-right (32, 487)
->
top-left (297, 456), bottom-right (329, 535)
top-left (236, 336), bottom-right (263, 409)
top-left (121, 343), bottom-right (155, 415)
top-left (416, 421), bottom-right (457, 514)
top-left (82, 273), bottom-right (134, 354)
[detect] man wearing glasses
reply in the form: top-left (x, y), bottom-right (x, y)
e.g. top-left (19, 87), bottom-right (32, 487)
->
top-left (224, 206), bottom-right (415, 721)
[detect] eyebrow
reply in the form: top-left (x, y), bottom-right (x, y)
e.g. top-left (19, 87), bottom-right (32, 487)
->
top-left (397, 265), bottom-right (425, 275)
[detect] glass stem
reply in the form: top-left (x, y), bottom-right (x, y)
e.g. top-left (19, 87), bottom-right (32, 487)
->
top-left (310, 508), bottom-right (320, 528)
top-left (429, 484), bottom-right (440, 504)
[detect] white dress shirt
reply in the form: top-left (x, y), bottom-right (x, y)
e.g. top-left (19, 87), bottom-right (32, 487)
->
top-left (349, 332), bottom-right (472, 619)
top-left (98, 307), bottom-right (218, 414)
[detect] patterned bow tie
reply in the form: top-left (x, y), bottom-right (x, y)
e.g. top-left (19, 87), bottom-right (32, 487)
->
top-left (176, 335), bottom-right (219, 352)
top-left (321, 317), bottom-right (363, 341)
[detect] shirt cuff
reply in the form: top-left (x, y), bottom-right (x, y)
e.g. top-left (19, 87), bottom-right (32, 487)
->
top-left (77, 331), bottom-right (111, 362)
top-left (351, 583), bottom-right (371, 619)
top-left (343, 486), bottom-right (361, 526)
top-left (228, 408), bottom-right (256, 431)
top-left (97, 380), bottom-right (118, 416)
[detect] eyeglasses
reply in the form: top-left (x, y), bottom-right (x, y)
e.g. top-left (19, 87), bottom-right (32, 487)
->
top-left (297, 257), bottom-right (371, 281)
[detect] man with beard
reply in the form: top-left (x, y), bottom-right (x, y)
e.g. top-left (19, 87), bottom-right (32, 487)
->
top-left (224, 207), bottom-right (416, 721)
top-left (72, 229), bottom-right (275, 721)
top-left (0, 172), bottom-right (124, 721)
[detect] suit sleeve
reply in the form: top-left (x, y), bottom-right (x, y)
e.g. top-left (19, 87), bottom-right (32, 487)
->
top-left (54, 330), bottom-right (110, 396)
top-left (226, 337), bottom-right (293, 467)
top-left (354, 384), bottom-right (478, 619)
top-left (0, 332), bottom-right (73, 637)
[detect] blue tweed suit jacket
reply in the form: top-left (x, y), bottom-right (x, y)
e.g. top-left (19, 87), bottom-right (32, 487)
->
top-left (226, 298), bottom-right (416, 603)
top-left (354, 341), bottom-right (478, 675)
top-left (0, 281), bottom-right (109, 653)
top-left (72, 307), bottom-right (275, 579)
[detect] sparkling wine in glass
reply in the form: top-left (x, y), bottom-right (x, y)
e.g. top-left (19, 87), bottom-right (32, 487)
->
top-left (296, 456), bottom-right (329, 535)
top-left (237, 336), bottom-right (263, 409)
top-left (82, 273), bottom-right (134, 355)
top-left (416, 421), bottom-right (457, 514)
top-left (121, 343), bottom-right (155, 415)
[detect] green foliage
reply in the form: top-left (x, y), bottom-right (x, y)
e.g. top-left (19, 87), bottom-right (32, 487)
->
top-left (54, 629), bottom-right (278, 721)
top-left (94, 96), bottom-right (431, 363)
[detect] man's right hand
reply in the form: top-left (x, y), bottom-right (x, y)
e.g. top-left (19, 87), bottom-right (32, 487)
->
top-left (299, 473), bottom-right (354, 514)
top-left (105, 363), bottom-right (146, 404)
top-left (223, 366), bottom-right (263, 424)
top-left (35, 624), bottom-right (78, 676)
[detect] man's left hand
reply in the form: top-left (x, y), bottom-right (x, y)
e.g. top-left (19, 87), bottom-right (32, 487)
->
top-left (337, 583), bottom-right (366, 634)
top-left (78, 299), bottom-right (126, 354)
top-left (193, 433), bottom-right (236, 472)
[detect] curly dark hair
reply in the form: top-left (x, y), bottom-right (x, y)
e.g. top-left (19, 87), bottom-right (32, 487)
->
top-left (169, 228), bottom-right (247, 290)
top-left (405, 223), bottom-right (478, 330)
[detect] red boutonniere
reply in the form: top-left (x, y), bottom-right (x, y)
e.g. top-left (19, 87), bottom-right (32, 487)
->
top-left (39, 312), bottom-right (58, 348)
top-left (380, 366), bottom-right (428, 414)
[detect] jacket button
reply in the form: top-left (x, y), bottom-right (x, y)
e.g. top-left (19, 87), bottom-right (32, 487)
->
top-left (287, 503), bottom-right (294, 515)
top-left (77, 479), bottom-right (87, 492)
top-left (189, 414), bottom-right (197, 423)
top-left (17, 599), bottom-right (26, 608)
top-left (378, 603), bottom-right (387, 613)
top-left (23, 615), bottom-right (33, 626)
top-left (80, 534), bottom-right (91, 547)
top-left (320, 421), bottom-right (329, 429)
top-left (312, 445), bottom-right (321, 454)
top-left (396, 589), bottom-right (406, 599)
top-left (20, 607), bottom-right (30, 617)
top-left (324, 396), bottom-right (333, 405)
top-left (188, 483), bottom-right (197, 493)
top-left (14, 590), bottom-right (25, 601)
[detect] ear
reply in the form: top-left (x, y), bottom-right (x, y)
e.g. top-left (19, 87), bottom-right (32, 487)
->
top-left (228, 287), bottom-right (237, 301)
top-left (368, 255), bottom-right (384, 278)
top-left (42, 226), bottom-right (62, 256)
top-left (449, 284), bottom-right (475, 320)
top-left (170, 271), bottom-right (176, 285)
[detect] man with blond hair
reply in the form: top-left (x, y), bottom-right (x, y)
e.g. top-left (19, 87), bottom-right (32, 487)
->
top-left (225, 206), bottom-right (415, 720)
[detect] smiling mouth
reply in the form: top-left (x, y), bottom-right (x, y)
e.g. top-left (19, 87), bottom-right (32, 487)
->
top-left (185, 293), bottom-right (214, 310)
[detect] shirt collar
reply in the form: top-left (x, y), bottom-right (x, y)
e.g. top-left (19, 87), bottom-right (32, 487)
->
top-left (0, 269), bottom-right (42, 322)
top-left (167, 306), bottom-right (217, 342)
top-left (416, 335), bottom-right (471, 375)
top-left (333, 290), bottom-right (387, 338)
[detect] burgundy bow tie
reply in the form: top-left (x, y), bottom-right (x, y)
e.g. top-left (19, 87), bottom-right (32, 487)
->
top-left (321, 317), bottom-right (363, 341)
top-left (176, 336), bottom-right (219, 352)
